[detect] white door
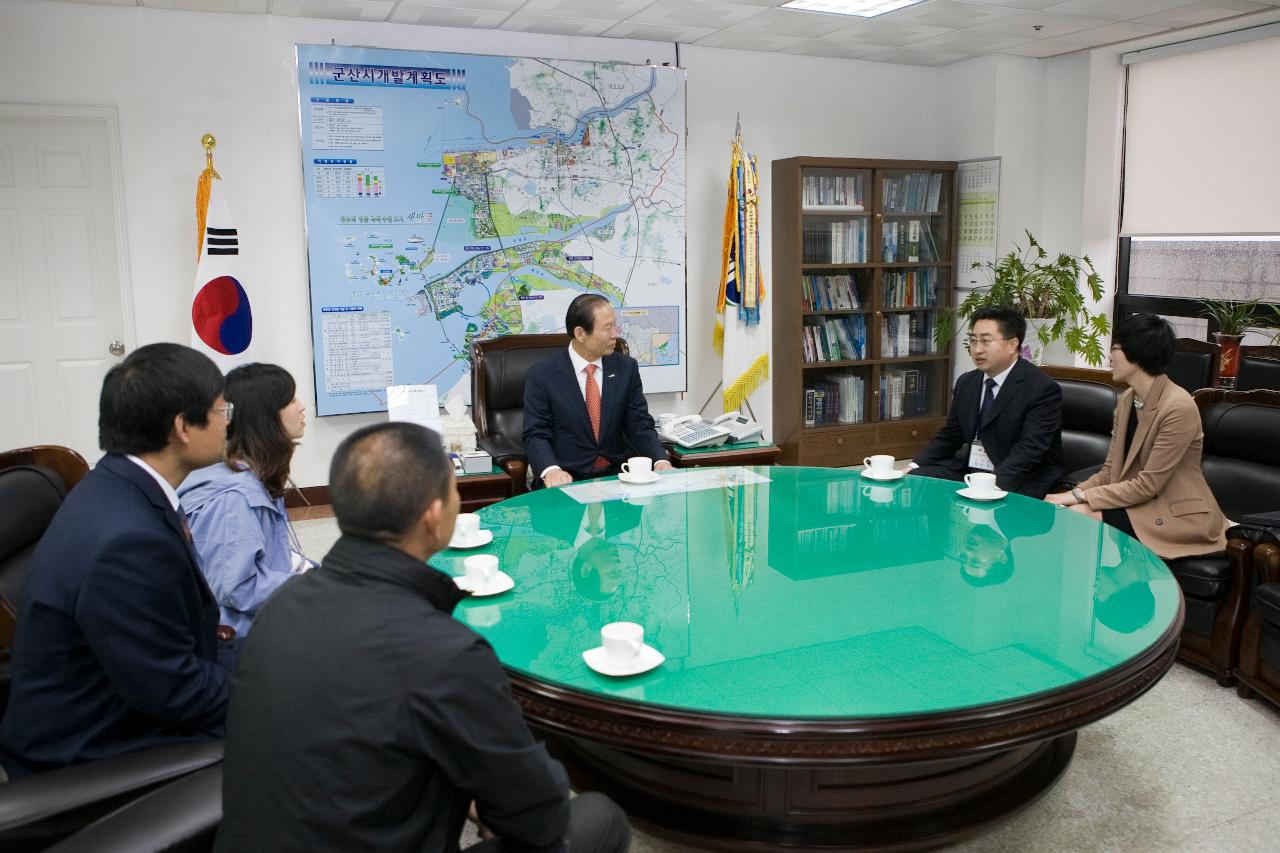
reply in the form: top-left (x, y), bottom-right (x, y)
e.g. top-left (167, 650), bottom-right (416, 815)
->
top-left (0, 106), bottom-right (131, 464)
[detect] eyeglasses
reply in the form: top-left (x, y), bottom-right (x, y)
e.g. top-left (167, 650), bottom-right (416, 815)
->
top-left (965, 335), bottom-right (1011, 349)
top-left (212, 402), bottom-right (235, 423)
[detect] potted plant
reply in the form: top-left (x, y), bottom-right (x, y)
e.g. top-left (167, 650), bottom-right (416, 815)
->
top-left (1199, 298), bottom-right (1261, 380)
top-left (935, 230), bottom-right (1109, 366)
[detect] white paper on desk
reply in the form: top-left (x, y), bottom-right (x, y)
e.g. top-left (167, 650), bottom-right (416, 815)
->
top-left (387, 384), bottom-right (444, 437)
top-left (561, 467), bottom-right (771, 505)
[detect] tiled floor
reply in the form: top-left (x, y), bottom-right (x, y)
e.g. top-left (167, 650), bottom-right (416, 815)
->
top-left (293, 516), bottom-right (1280, 851)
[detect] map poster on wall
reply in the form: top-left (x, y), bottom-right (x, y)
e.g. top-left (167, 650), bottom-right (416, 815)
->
top-left (296, 45), bottom-right (687, 416)
top-left (956, 157), bottom-right (1000, 291)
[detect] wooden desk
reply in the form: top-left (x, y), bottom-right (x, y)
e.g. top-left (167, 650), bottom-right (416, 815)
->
top-left (667, 440), bottom-right (782, 468)
top-left (457, 466), bottom-right (513, 512)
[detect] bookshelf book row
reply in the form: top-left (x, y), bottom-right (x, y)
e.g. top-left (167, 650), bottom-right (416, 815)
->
top-left (883, 171), bottom-right (944, 214)
top-left (804, 219), bottom-right (868, 264)
top-left (882, 219), bottom-right (943, 263)
top-left (803, 274), bottom-right (862, 311)
top-left (804, 315), bottom-right (867, 363)
top-left (882, 268), bottom-right (938, 308)
top-left (803, 173), bottom-right (866, 209)
top-left (802, 365), bottom-right (931, 427)
top-left (881, 313), bottom-right (938, 358)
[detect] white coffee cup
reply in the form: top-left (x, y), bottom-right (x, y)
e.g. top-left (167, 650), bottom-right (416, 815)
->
top-left (962, 504), bottom-right (995, 525)
top-left (656, 413), bottom-right (679, 430)
top-left (600, 621), bottom-right (644, 667)
top-left (464, 554), bottom-right (498, 589)
top-left (862, 484), bottom-right (894, 504)
top-left (621, 457), bottom-right (653, 478)
top-left (963, 472), bottom-right (998, 495)
top-left (863, 454), bottom-right (895, 476)
top-left (454, 512), bottom-right (481, 543)
top-left (466, 604), bottom-right (502, 627)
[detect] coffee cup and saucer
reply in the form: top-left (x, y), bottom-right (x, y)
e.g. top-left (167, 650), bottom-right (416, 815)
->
top-left (453, 554), bottom-right (514, 597)
top-left (448, 513), bottom-right (494, 550)
top-left (582, 621), bottom-right (664, 677)
top-left (617, 457), bottom-right (660, 485)
top-left (861, 454), bottom-right (905, 482)
top-left (956, 472), bottom-right (1007, 502)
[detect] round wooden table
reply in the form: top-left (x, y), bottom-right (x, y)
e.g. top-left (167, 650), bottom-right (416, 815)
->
top-left (436, 467), bottom-right (1183, 851)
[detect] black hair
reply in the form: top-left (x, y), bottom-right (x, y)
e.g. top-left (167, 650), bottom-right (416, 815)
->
top-left (99, 343), bottom-right (224, 455)
top-left (971, 305), bottom-right (1026, 348)
top-left (329, 422), bottom-right (452, 542)
top-left (959, 526), bottom-right (1015, 588)
top-left (1111, 313), bottom-right (1175, 376)
top-left (1095, 581), bottom-right (1156, 634)
top-left (224, 363), bottom-right (298, 500)
top-left (565, 293), bottom-right (611, 337)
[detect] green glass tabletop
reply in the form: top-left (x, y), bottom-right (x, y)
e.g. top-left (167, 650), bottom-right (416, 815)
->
top-left (433, 467), bottom-right (1179, 719)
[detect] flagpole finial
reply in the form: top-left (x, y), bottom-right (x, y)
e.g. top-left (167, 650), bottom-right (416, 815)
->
top-left (734, 113), bottom-right (742, 142)
top-left (201, 133), bottom-right (220, 180)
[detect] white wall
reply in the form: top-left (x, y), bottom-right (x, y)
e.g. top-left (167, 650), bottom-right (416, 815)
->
top-left (1, 0), bottom-right (946, 485)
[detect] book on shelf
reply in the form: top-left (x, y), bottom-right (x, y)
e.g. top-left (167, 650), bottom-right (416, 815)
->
top-left (882, 171), bottom-right (944, 214)
top-left (803, 173), bottom-right (865, 209)
top-left (804, 219), bottom-right (868, 264)
top-left (802, 274), bottom-right (861, 311)
top-left (804, 373), bottom-right (865, 426)
top-left (878, 367), bottom-right (929, 421)
top-left (880, 311), bottom-right (937, 357)
top-left (803, 315), bottom-right (866, 363)
top-left (881, 268), bottom-right (938, 308)
top-left (881, 220), bottom-right (941, 263)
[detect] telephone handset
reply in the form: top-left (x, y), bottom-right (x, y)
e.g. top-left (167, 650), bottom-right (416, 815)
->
top-left (658, 415), bottom-right (732, 449)
top-left (711, 412), bottom-right (764, 443)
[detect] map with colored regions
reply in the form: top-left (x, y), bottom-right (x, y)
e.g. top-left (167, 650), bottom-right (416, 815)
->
top-left (296, 45), bottom-right (687, 416)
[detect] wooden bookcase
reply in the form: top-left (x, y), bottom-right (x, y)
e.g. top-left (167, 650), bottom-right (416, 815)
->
top-left (771, 157), bottom-right (957, 467)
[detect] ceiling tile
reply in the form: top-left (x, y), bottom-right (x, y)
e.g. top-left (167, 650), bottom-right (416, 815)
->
top-left (388, 5), bottom-right (514, 27)
top-left (515, 0), bottom-right (653, 19)
top-left (498, 12), bottom-right (617, 35)
top-left (1131, 0), bottom-right (1272, 28)
top-left (861, 45), bottom-right (976, 65)
top-left (968, 10), bottom-right (1115, 37)
top-left (999, 32), bottom-right (1097, 55)
top-left (906, 28), bottom-right (1038, 53)
top-left (726, 7), bottom-right (857, 37)
top-left (58, 0), bottom-right (138, 7)
top-left (1042, 0), bottom-right (1198, 21)
top-left (387, 0), bottom-right (524, 12)
top-left (816, 20), bottom-right (949, 46)
top-left (600, 20), bottom-right (720, 41)
top-left (779, 39), bottom-right (884, 58)
top-left (628, 0), bottom-right (771, 29)
top-left (146, 1), bottom-right (269, 11)
top-left (1069, 20), bottom-right (1168, 43)
top-left (270, 0), bottom-right (394, 21)
top-left (958, 0), bottom-right (1064, 8)
top-left (878, 0), bottom-right (1023, 28)
top-left (695, 30), bottom-right (808, 50)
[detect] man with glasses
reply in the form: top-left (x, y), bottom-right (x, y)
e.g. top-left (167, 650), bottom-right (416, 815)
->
top-left (909, 306), bottom-right (1064, 498)
top-left (0, 343), bottom-right (235, 778)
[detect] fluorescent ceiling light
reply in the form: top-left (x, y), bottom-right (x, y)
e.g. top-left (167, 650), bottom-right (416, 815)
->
top-left (781, 0), bottom-right (925, 18)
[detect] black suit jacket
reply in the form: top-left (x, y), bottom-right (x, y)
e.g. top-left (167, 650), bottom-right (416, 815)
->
top-left (522, 348), bottom-right (667, 481)
top-left (0, 454), bottom-right (229, 777)
top-left (915, 358), bottom-right (1065, 498)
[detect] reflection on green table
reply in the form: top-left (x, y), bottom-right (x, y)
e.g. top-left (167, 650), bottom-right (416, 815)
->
top-left (433, 467), bottom-right (1179, 719)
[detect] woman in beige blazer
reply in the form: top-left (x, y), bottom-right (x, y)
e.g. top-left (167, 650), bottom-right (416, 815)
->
top-left (1046, 314), bottom-right (1229, 559)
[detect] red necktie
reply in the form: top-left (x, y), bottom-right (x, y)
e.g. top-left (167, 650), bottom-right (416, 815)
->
top-left (585, 364), bottom-right (608, 470)
top-left (585, 364), bottom-right (602, 441)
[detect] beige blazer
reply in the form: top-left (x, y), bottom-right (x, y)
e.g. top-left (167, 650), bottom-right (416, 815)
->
top-left (1078, 374), bottom-right (1229, 560)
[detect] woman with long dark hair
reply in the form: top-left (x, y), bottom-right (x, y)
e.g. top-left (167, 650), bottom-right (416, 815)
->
top-left (179, 363), bottom-right (310, 635)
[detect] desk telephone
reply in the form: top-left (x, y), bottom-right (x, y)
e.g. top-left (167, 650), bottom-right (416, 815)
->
top-left (658, 413), bottom-right (764, 449)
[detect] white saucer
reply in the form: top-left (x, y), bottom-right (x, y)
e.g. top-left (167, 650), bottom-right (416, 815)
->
top-left (454, 570), bottom-right (514, 597)
top-left (618, 471), bottom-right (660, 485)
top-left (956, 486), bottom-right (1007, 502)
top-left (582, 644), bottom-right (665, 677)
top-left (448, 529), bottom-right (493, 550)
top-left (861, 468), bottom-right (905, 482)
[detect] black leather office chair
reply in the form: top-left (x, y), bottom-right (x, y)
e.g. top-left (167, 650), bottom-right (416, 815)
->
top-left (1166, 337), bottom-right (1220, 394)
top-left (471, 334), bottom-right (629, 495)
top-left (0, 445), bottom-right (224, 851)
top-left (1234, 345), bottom-right (1280, 392)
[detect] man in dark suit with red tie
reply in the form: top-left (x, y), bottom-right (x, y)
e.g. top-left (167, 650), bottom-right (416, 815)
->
top-left (523, 294), bottom-right (671, 488)
top-left (910, 306), bottom-right (1065, 499)
top-left (0, 344), bottom-right (234, 779)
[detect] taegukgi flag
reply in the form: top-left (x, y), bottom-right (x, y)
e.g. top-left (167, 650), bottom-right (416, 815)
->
top-left (714, 126), bottom-right (768, 413)
top-left (191, 173), bottom-right (253, 369)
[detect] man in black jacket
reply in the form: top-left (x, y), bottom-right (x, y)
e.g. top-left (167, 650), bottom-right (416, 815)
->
top-left (911, 306), bottom-right (1065, 498)
top-left (216, 422), bottom-right (629, 853)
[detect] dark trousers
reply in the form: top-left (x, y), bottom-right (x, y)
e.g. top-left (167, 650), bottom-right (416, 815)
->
top-left (909, 464), bottom-right (966, 483)
top-left (468, 792), bottom-right (630, 853)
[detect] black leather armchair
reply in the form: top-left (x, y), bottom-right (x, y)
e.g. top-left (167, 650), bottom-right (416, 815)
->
top-left (0, 445), bottom-right (223, 850)
top-left (1164, 390), bottom-right (1280, 684)
top-left (471, 334), bottom-right (629, 495)
top-left (1234, 345), bottom-right (1280, 392)
top-left (1233, 525), bottom-right (1280, 708)
top-left (1166, 337), bottom-right (1220, 394)
top-left (1041, 365), bottom-right (1121, 488)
